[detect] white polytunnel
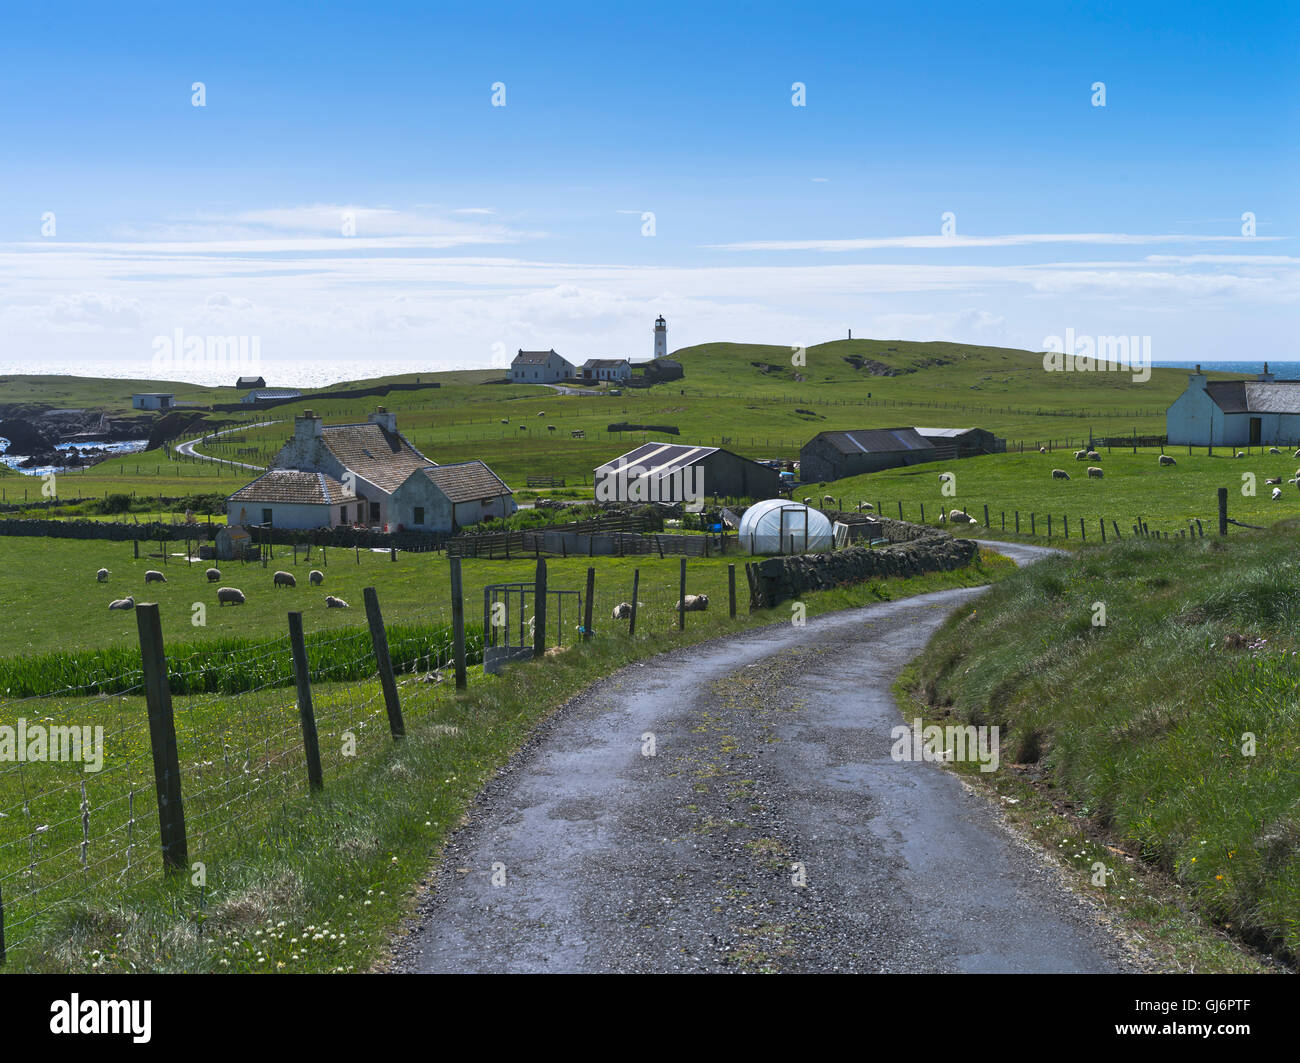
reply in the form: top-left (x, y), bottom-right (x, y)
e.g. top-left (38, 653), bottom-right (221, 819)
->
top-left (737, 499), bottom-right (834, 554)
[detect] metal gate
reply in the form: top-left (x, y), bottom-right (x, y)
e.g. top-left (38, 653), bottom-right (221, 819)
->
top-left (482, 582), bottom-right (582, 675)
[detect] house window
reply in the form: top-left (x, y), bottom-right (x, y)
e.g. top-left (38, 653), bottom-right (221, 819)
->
top-left (340, 504), bottom-right (348, 523)
top-left (261, 508), bottom-right (272, 525)
top-left (369, 501), bottom-right (381, 521)
top-left (413, 506), bottom-right (425, 525)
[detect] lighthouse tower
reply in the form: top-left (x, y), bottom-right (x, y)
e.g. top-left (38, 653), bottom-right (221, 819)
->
top-left (653, 315), bottom-right (667, 360)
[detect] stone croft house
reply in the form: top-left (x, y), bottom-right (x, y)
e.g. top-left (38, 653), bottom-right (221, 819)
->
top-left (510, 349), bottom-right (574, 384)
top-left (581, 358), bottom-right (631, 382)
top-left (224, 407), bottom-right (514, 533)
top-left (1166, 364), bottom-right (1300, 446)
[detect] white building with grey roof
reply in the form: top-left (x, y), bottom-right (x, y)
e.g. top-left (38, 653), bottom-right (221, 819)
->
top-left (1166, 363), bottom-right (1300, 446)
top-left (510, 349), bottom-right (574, 383)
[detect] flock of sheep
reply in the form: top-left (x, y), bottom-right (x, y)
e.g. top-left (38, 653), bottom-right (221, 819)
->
top-left (100, 566), bottom-right (349, 611)
top-left (610, 593), bottom-right (708, 619)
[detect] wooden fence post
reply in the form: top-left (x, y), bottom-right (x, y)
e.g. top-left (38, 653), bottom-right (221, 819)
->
top-left (135, 603), bottom-right (189, 871)
top-left (983, 504), bottom-right (989, 528)
top-left (1015, 511), bottom-right (1020, 533)
top-left (678, 557), bottom-right (687, 630)
top-left (1218, 487), bottom-right (1228, 536)
top-left (583, 566), bottom-right (595, 640)
top-left (728, 564), bottom-right (737, 619)
top-left (533, 558), bottom-right (547, 657)
top-left (629, 568), bottom-right (640, 636)
top-left (1113, 520), bottom-right (1121, 539)
top-left (363, 587), bottom-right (405, 738)
top-left (287, 612), bottom-right (324, 792)
top-left (1100, 518), bottom-right (1106, 542)
top-left (450, 558), bottom-right (467, 689)
top-left (1030, 513), bottom-right (1036, 536)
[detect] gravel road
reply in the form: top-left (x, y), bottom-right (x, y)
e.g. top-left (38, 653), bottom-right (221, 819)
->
top-left (395, 540), bottom-right (1135, 973)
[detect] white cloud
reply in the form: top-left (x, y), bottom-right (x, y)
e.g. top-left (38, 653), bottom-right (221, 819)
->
top-left (709, 233), bottom-right (1281, 252)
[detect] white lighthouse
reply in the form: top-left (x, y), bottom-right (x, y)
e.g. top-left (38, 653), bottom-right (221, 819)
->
top-left (653, 315), bottom-right (667, 359)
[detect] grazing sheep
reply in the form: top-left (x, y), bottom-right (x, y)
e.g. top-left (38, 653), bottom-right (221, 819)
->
top-left (216, 587), bottom-right (246, 606)
top-left (822, 494), bottom-right (834, 504)
top-left (801, 497), bottom-right (811, 505)
top-left (1087, 466), bottom-right (1103, 478)
top-left (144, 570), bottom-right (166, 584)
top-left (1086, 451), bottom-right (1101, 460)
top-left (1294, 449), bottom-right (1300, 459)
top-left (205, 567), bottom-right (221, 582)
top-left (1158, 455), bottom-right (1177, 466)
top-left (273, 570), bottom-right (296, 588)
top-left (1272, 487), bottom-right (1283, 500)
top-left (519, 425), bottom-right (527, 431)
top-left (1038, 446), bottom-right (1046, 454)
top-left (547, 424), bottom-right (556, 432)
top-left (948, 510), bottom-right (976, 524)
top-left (96, 568), bottom-right (109, 582)
top-left (1266, 477), bottom-right (1282, 485)
top-left (1074, 450), bottom-right (1088, 460)
top-left (1269, 447), bottom-right (1281, 454)
top-left (612, 602), bottom-right (634, 620)
top-left (1051, 469), bottom-right (1070, 480)
top-left (500, 418), bottom-right (509, 424)
top-left (675, 594), bottom-right (709, 612)
top-left (856, 501), bottom-right (874, 512)
top-left (309, 569), bottom-right (324, 586)
top-left (325, 595), bottom-right (349, 608)
top-left (108, 596), bottom-right (135, 610)
top-left (537, 411), bottom-right (545, 417)
top-left (1235, 451), bottom-right (1245, 459)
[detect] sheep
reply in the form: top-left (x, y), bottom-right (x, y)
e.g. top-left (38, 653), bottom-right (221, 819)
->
top-left (1087, 466), bottom-right (1103, 478)
top-left (144, 570), bottom-right (166, 584)
top-left (856, 501), bottom-right (874, 512)
top-left (948, 510), bottom-right (977, 524)
top-left (537, 411), bottom-right (545, 417)
top-left (205, 567), bottom-right (221, 582)
top-left (96, 568), bottom-right (109, 582)
top-left (801, 497), bottom-right (811, 505)
top-left (675, 594), bottom-right (709, 612)
top-left (1294, 449), bottom-right (1300, 459)
top-left (309, 569), bottom-right (324, 586)
top-left (519, 425), bottom-right (527, 431)
top-left (1269, 447), bottom-right (1281, 454)
top-left (1038, 446), bottom-right (1046, 454)
top-left (325, 595), bottom-right (350, 608)
top-left (611, 602), bottom-right (643, 620)
top-left (822, 495), bottom-right (834, 505)
top-left (1051, 469), bottom-right (1070, 480)
top-left (1074, 450), bottom-right (1088, 460)
top-left (1086, 451), bottom-right (1101, 460)
top-left (547, 425), bottom-right (556, 432)
top-left (1158, 455), bottom-right (1177, 466)
top-left (1273, 487), bottom-right (1283, 500)
top-left (500, 418), bottom-right (509, 424)
top-left (273, 570), bottom-right (296, 588)
top-left (1235, 451), bottom-right (1245, 459)
top-left (1266, 477), bottom-right (1282, 485)
top-left (216, 587), bottom-right (246, 606)
top-left (108, 596), bottom-right (135, 610)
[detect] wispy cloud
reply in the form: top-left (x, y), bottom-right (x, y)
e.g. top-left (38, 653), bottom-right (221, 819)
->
top-left (708, 233), bottom-right (1281, 252)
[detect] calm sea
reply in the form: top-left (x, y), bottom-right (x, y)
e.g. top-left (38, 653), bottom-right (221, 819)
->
top-left (1153, 361), bottom-right (1300, 378)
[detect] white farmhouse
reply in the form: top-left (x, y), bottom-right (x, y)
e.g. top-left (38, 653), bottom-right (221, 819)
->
top-left (227, 469), bottom-right (358, 530)
top-left (510, 349), bottom-right (574, 384)
top-left (1166, 363), bottom-right (1300, 446)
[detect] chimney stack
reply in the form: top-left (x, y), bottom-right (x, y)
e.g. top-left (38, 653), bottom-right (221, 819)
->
top-left (369, 406), bottom-right (397, 434)
top-left (294, 410), bottom-right (323, 440)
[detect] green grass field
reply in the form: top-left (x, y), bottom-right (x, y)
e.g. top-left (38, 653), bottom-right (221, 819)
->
top-left (908, 524), bottom-right (1300, 965)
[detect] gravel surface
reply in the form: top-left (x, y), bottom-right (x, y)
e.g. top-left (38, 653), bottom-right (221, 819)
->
top-left (394, 541), bottom-right (1135, 973)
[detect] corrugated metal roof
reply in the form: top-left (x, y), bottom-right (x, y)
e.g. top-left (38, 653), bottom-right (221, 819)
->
top-left (320, 423), bottom-right (434, 493)
top-left (815, 428), bottom-right (935, 455)
top-left (228, 470), bottom-right (356, 505)
top-left (595, 441), bottom-right (719, 477)
top-left (913, 426), bottom-right (978, 438)
top-left (418, 461), bottom-right (512, 503)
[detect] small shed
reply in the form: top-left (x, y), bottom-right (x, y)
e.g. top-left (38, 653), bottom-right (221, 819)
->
top-left (215, 524), bottom-right (257, 561)
top-left (132, 393), bottom-right (174, 411)
top-left (236, 376), bottom-right (267, 389)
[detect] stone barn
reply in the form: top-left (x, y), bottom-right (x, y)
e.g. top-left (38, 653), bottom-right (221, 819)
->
top-left (799, 428), bottom-right (937, 482)
top-left (595, 441), bottom-right (781, 504)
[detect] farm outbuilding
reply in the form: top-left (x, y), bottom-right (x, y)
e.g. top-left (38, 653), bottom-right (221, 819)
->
top-left (739, 500), bottom-right (834, 554)
top-left (214, 524), bottom-right (257, 560)
top-left (799, 428), bottom-right (937, 482)
top-left (580, 358), bottom-right (632, 382)
top-left (913, 427), bottom-right (1004, 456)
top-left (594, 442), bottom-right (781, 504)
top-left (1166, 364), bottom-right (1300, 446)
top-left (131, 393), bottom-right (173, 410)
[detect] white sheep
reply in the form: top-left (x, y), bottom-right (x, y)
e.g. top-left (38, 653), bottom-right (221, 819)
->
top-left (1269, 447), bottom-right (1281, 454)
top-left (1235, 451), bottom-right (1245, 459)
top-left (1158, 455), bottom-right (1177, 466)
top-left (273, 570), bottom-right (296, 588)
top-left (216, 587), bottom-right (246, 605)
top-left (108, 596), bottom-right (135, 610)
top-left (948, 510), bottom-right (976, 524)
top-left (1038, 446), bottom-right (1046, 454)
top-left (611, 601), bottom-right (642, 620)
top-left (309, 569), bottom-right (324, 586)
top-left (205, 567), bottom-right (221, 582)
top-left (1272, 487), bottom-right (1283, 500)
top-left (537, 410), bottom-right (545, 417)
top-left (325, 595), bottom-right (350, 608)
top-left (1087, 466), bottom-right (1103, 478)
top-left (675, 594), bottom-right (709, 612)
top-left (144, 570), bottom-right (166, 584)
top-left (96, 568), bottom-right (109, 582)
top-left (856, 501), bottom-right (874, 512)
top-left (1074, 449), bottom-right (1088, 460)
top-left (1086, 451), bottom-right (1101, 460)
top-left (1266, 477), bottom-right (1282, 485)
top-left (547, 425), bottom-right (556, 432)
top-left (822, 495), bottom-right (835, 505)
top-left (1051, 469), bottom-right (1070, 480)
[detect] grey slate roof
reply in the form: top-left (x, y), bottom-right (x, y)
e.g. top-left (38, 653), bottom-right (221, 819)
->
top-left (812, 428), bottom-right (935, 455)
top-left (419, 461), bottom-right (512, 503)
top-left (582, 358), bottom-right (630, 369)
top-left (1206, 381), bottom-right (1300, 415)
top-left (513, 349), bottom-right (562, 365)
top-left (319, 423), bottom-right (434, 493)
top-left (228, 470), bottom-right (356, 506)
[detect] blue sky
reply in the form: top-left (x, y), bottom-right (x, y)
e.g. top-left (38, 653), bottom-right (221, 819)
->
top-left (0, 0), bottom-right (1296, 384)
